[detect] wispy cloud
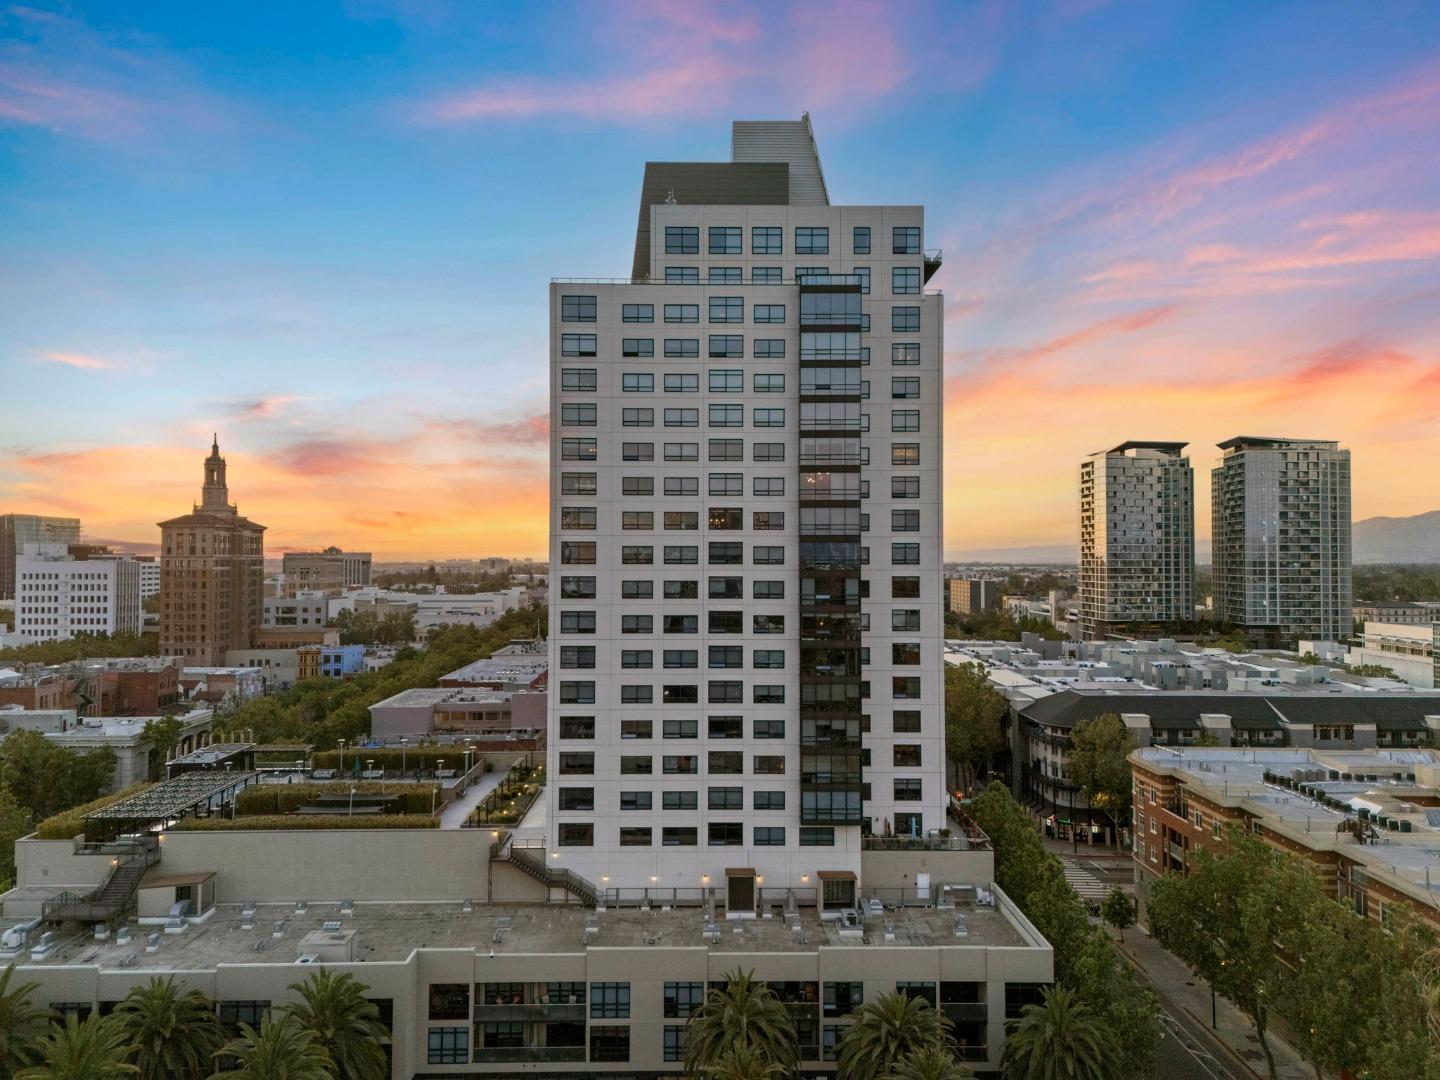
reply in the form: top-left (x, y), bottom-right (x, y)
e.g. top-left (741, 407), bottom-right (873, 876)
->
top-left (222, 394), bottom-right (306, 419)
top-left (26, 350), bottom-right (122, 371)
top-left (0, 6), bottom-right (251, 144)
top-left (408, 0), bottom-right (993, 127)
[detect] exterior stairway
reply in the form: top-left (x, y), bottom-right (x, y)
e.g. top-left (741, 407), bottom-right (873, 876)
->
top-left (42, 839), bottom-right (160, 924)
top-left (491, 836), bottom-right (597, 907)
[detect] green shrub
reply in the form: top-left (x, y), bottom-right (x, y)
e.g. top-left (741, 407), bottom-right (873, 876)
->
top-left (236, 782), bottom-right (440, 817)
top-left (170, 814), bottom-right (439, 831)
top-left (35, 782), bottom-right (153, 840)
top-left (308, 747), bottom-right (479, 773)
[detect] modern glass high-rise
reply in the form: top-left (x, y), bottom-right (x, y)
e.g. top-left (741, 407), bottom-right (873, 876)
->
top-left (546, 117), bottom-right (945, 899)
top-left (1078, 442), bottom-right (1194, 640)
top-left (1211, 436), bottom-right (1351, 644)
top-left (0, 514), bottom-right (81, 600)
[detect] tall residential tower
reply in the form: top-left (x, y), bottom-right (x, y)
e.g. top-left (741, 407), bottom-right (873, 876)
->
top-left (1078, 441), bottom-right (1194, 640)
top-left (547, 117), bottom-right (945, 902)
top-left (1211, 436), bottom-right (1351, 644)
top-left (158, 436), bottom-right (266, 664)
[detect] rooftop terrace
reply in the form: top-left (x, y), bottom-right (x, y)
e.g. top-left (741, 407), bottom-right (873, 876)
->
top-left (8, 896), bottom-right (1032, 972)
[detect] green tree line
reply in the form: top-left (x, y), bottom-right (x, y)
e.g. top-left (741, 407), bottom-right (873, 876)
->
top-left (968, 781), bottom-right (1161, 1077)
top-left (1147, 828), bottom-right (1440, 1080)
top-left (0, 632), bottom-right (159, 665)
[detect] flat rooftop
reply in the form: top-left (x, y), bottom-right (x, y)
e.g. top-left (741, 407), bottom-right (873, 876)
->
top-left (1134, 746), bottom-right (1440, 893)
top-left (7, 898), bottom-right (1030, 972)
top-left (372, 687), bottom-right (519, 710)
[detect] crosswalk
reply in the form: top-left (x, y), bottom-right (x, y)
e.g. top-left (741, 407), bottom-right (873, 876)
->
top-left (1061, 860), bottom-right (1111, 904)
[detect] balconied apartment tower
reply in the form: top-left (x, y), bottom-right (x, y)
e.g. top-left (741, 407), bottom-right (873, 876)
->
top-left (547, 116), bottom-right (946, 899)
top-left (1211, 436), bottom-right (1351, 645)
top-left (1078, 441), bottom-right (1195, 640)
top-left (158, 437), bottom-right (266, 665)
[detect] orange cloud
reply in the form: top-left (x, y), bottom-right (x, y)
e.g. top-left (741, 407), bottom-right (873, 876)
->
top-left (0, 422), bottom-right (551, 560)
top-left (942, 334), bottom-right (1439, 554)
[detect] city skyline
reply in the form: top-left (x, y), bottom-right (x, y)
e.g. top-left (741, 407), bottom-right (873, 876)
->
top-left (4, 1), bottom-right (1440, 560)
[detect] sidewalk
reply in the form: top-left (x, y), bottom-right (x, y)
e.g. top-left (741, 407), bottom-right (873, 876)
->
top-left (1117, 926), bottom-right (1315, 1080)
top-left (438, 769), bottom-right (507, 830)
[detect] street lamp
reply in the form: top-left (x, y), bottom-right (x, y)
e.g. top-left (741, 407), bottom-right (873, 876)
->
top-left (400, 737), bottom-right (408, 778)
top-left (432, 785), bottom-right (440, 814)
top-left (338, 738), bottom-right (346, 773)
top-left (348, 786), bottom-right (356, 816)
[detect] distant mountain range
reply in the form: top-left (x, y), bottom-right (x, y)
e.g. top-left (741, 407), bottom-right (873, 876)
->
top-left (1353, 510), bottom-right (1440, 564)
top-left (948, 510), bottom-right (1440, 567)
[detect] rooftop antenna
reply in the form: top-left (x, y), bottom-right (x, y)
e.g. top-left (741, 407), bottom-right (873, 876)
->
top-left (664, 189), bottom-right (677, 204)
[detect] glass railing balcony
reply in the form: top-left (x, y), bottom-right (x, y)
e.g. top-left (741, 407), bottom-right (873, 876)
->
top-left (800, 349), bottom-right (865, 361)
top-left (472, 1046), bottom-right (587, 1064)
top-left (800, 418), bottom-right (863, 431)
top-left (797, 273), bottom-right (864, 288)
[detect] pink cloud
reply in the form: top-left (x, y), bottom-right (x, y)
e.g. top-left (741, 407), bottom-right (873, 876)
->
top-left (409, 1), bottom-right (987, 127)
top-left (28, 350), bottom-right (121, 371)
top-left (415, 55), bottom-right (743, 123)
top-left (0, 7), bottom-right (250, 144)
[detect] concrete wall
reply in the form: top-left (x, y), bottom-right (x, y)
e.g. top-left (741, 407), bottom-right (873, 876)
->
top-left (860, 847), bottom-right (996, 891)
top-left (14, 836), bottom-right (115, 888)
top-left (155, 829), bottom-right (496, 903)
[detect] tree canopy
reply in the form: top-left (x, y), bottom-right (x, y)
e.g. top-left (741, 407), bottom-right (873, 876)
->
top-left (968, 781), bottom-right (1159, 1077)
top-left (0, 730), bottom-right (115, 820)
top-left (942, 661), bottom-right (1007, 793)
top-left (1066, 713), bottom-right (1135, 842)
top-left (0, 632), bottom-right (158, 665)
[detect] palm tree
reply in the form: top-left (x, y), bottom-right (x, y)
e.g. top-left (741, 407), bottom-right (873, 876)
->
top-left (210, 1013), bottom-right (333, 1080)
top-left (0, 963), bottom-right (47, 1073)
top-left (283, 969), bottom-right (389, 1080)
top-left (114, 975), bottom-right (224, 1079)
top-left (1001, 986), bottom-right (1121, 1080)
top-left (837, 992), bottom-right (956, 1080)
top-left (886, 1046), bottom-right (974, 1080)
top-left (700, 1044), bottom-right (790, 1080)
top-left (15, 1013), bottom-right (138, 1080)
top-left (683, 968), bottom-right (796, 1075)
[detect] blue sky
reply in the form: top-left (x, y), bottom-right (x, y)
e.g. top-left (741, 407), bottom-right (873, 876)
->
top-left (2, 1), bottom-right (1438, 557)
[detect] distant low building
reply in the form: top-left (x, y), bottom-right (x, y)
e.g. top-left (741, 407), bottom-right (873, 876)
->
top-left (281, 547), bottom-right (370, 597)
top-left (946, 578), bottom-right (998, 616)
top-left (180, 666), bottom-right (266, 705)
top-left (1344, 622), bottom-right (1438, 689)
top-left (296, 644), bottom-right (365, 681)
top-left (368, 686), bottom-right (547, 742)
top-left (262, 593), bottom-right (329, 629)
top-left (1352, 601), bottom-right (1440, 625)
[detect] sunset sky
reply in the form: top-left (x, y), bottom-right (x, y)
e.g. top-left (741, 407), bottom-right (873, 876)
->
top-left (2, 1), bottom-right (1438, 561)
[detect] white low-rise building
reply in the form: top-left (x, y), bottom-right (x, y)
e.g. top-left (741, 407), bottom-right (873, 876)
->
top-left (1345, 622), bottom-right (1437, 689)
top-left (14, 544), bottom-right (142, 642)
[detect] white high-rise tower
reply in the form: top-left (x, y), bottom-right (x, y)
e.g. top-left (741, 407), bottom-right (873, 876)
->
top-left (546, 117), bottom-right (946, 906)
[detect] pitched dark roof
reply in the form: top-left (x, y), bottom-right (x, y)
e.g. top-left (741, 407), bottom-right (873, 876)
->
top-left (631, 162), bottom-right (790, 279)
top-left (1020, 690), bottom-right (1440, 733)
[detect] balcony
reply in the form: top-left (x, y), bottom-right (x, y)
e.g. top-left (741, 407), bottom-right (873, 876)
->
top-left (472, 1046), bottom-right (586, 1064)
top-left (923, 248), bottom-right (943, 283)
top-left (472, 1002), bottom-right (586, 1022)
